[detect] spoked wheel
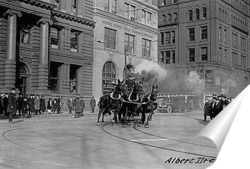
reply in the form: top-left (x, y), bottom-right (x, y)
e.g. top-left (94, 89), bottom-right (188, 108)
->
top-left (167, 105), bottom-right (172, 113)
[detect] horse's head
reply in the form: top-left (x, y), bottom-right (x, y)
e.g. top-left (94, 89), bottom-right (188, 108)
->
top-left (150, 85), bottom-right (158, 101)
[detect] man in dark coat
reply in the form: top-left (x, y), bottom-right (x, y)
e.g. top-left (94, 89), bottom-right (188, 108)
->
top-left (3, 94), bottom-right (8, 116)
top-left (0, 94), bottom-right (4, 115)
top-left (40, 95), bottom-right (46, 113)
top-left (22, 97), bottom-right (29, 118)
top-left (211, 97), bottom-right (221, 118)
top-left (89, 96), bottom-right (96, 113)
top-left (203, 99), bottom-right (212, 122)
top-left (7, 88), bottom-right (17, 123)
top-left (73, 95), bottom-right (83, 118)
top-left (80, 97), bottom-right (85, 116)
top-left (17, 94), bottom-right (24, 117)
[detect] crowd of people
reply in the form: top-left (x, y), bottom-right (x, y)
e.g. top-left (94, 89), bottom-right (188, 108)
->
top-left (0, 88), bottom-right (97, 123)
top-left (203, 94), bottom-right (233, 122)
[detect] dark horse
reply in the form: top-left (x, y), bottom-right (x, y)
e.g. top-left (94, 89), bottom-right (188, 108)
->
top-left (97, 79), bottom-right (123, 124)
top-left (120, 81), bottom-right (144, 127)
top-left (138, 85), bottom-right (158, 128)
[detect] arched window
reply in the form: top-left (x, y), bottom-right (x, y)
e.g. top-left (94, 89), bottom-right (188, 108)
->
top-left (174, 12), bottom-right (178, 22)
top-left (196, 8), bottom-right (200, 20)
top-left (168, 13), bottom-right (172, 21)
top-left (102, 61), bottom-right (117, 94)
top-left (188, 10), bottom-right (193, 21)
top-left (162, 14), bottom-right (166, 21)
top-left (203, 7), bottom-right (207, 19)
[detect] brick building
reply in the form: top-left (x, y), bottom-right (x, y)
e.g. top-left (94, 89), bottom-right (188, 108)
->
top-left (0, 0), bottom-right (94, 108)
top-left (158, 0), bottom-right (250, 97)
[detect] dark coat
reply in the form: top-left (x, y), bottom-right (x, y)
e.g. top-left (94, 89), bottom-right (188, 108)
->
top-left (40, 98), bottom-right (46, 111)
top-left (204, 101), bottom-right (212, 116)
top-left (73, 97), bottom-right (83, 113)
top-left (89, 98), bottom-right (96, 108)
top-left (47, 100), bottom-right (52, 109)
top-left (22, 100), bottom-right (29, 113)
top-left (212, 101), bottom-right (221, 117)
top-left (7, 93), bottom-right (17, 113)
top-left (29, 97), bottom-right (35, 112)
top-left (0, 97), bottom-right (3, 114)
top-left (17, 96), bottom-right (24, 109)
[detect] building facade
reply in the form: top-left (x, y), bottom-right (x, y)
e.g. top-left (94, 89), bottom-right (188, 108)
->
top-left (158, 0), bottom-right (250, 97)
top-left (0, 0), bottom-right (94, 108)
top-left (93, 0), bottom-right (159, 99)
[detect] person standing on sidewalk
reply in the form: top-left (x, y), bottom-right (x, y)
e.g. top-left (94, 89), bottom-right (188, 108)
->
top-left (80, 97), bottom-right (85, 117)
top-left (22, 97), bottom-right (29, 118)
top-left (40, 95), bottom-right (46, 114)
top-left (73, 95), bottom-right (82, 118)
top-left (67, 97), bottom-right (73, 114)
top-left (7, 88), bottom-right (17, 123)
top-left (89, 96), bottom-right (96, 113)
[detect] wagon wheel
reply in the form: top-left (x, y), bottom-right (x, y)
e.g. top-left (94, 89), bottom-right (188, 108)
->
top-left (167, 105), bottom-right (172, 113)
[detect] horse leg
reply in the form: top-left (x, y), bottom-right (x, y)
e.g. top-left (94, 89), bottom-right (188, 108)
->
top-left (145, 112), bottom-right (153, 128)
top-left (101, 110), bottom-right (105, 124)
top-left (97, 109), bottom-right (102, 124)
top-left (122, 107), bottom-right (128, 127)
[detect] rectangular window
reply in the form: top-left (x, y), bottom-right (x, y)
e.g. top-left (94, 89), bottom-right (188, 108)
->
top-left (130, 5), bottom-right (135, 20)
top-left (165, 51), bottom-right (171, 64)
top-left (104, 28), bottom-right (116, 49)
top-left (104, 0), bottom-right (109, 12)
top-left (172, 50), bottom-right (175, 64)
top-left (232, 33), bottom-right (238, 48)
top-left (147, 12), bottom-right (152, 24)
top-left (141, 10), bottom-right (146, 24)
top-left (142, 38), bottom-right (151, 57)
top-left (50, 27), bottom-right (60, 49)
top-left (241, 55), bottom-right (246, 68)
top-left (161, 32), bottom-right (164, 45)
top-left (70, 30), bottom-right (80, 52)
top-left (219, 47), bottom-right (222, 62)
top-left (219, 26), bottom-right (222, 41)
top-left (201, 47), bottom-right (208, 61)
top-left (241, 37), bottom-right (246, 51)
top-left (111, 0), bottom-right (117, 14)
top-left (72, 0), bottom-right (77, 14)
top-left (233, 52), bottom-right (240, 66)
top-left (224, 48), bottom-right (228, 64)
top-left (165, 32), bottom-right (170, 44)
top-left (224, 29), bottom-right (227, 43)
top-left (69, 65), bottom-right (80, 94)
top-left (171, 31), bottom-right (175, 44)
top-left (189, 10), bottom-right (193, 21)
top-left (124, 3), bottom-right (129, 19)
top-left (188, 48), bottom-right (195, 62)
top-left (201, 26), bottom-right (208, 40)
top-left (160, 52), bottom-right (164, 63)
top-left (20, 26), bottom-right (30, 44)
top-left (188, 28), bottom-right (195, 41)
top-left (125, 34), bottom-right (134, 53)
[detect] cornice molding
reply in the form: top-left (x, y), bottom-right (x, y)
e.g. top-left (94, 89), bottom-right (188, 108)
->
top-left (20, 0), bottom-right (56, 10)
top-left (52, 10), bottom-right (95, 28)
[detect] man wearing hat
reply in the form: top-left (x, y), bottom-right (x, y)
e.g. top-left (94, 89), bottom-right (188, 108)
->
top-left (0, 94), bottom-right (4, 115)
top-left (7, 88), bottom-right (17, 123)
top-left (73, 95), bottom-right (83, 118)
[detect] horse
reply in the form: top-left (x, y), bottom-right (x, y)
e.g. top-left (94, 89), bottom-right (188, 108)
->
top-left (97, 79), bottom-right (123, 124)
top-left (138, 84), bottom-right (158, 128)
top-left (120, 81), bottom-right (144, 127)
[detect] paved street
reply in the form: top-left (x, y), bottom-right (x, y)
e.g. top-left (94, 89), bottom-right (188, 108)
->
top-left (0, 110), bottom-right (218, 169)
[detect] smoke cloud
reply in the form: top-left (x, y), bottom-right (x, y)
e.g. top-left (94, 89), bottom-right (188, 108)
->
top-left (134, 59), bottom-right (205, 96)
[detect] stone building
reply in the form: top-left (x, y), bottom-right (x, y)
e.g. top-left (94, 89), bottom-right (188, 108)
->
top-left (93, 0), bottom-right (159, 99)
top-left (0, 0), bottom-right (94, 108)
top-left (158, 0), bottom-right (250, 97)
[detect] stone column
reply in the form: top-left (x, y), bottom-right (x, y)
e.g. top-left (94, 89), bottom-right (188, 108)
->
top-left (37, 18), bottom-right (53, 92)
top-left (3, 10), bottom-right (22, 92)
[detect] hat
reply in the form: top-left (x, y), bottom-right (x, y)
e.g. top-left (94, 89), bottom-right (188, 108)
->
top-left (11, 88), bottom-right (15, 91)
